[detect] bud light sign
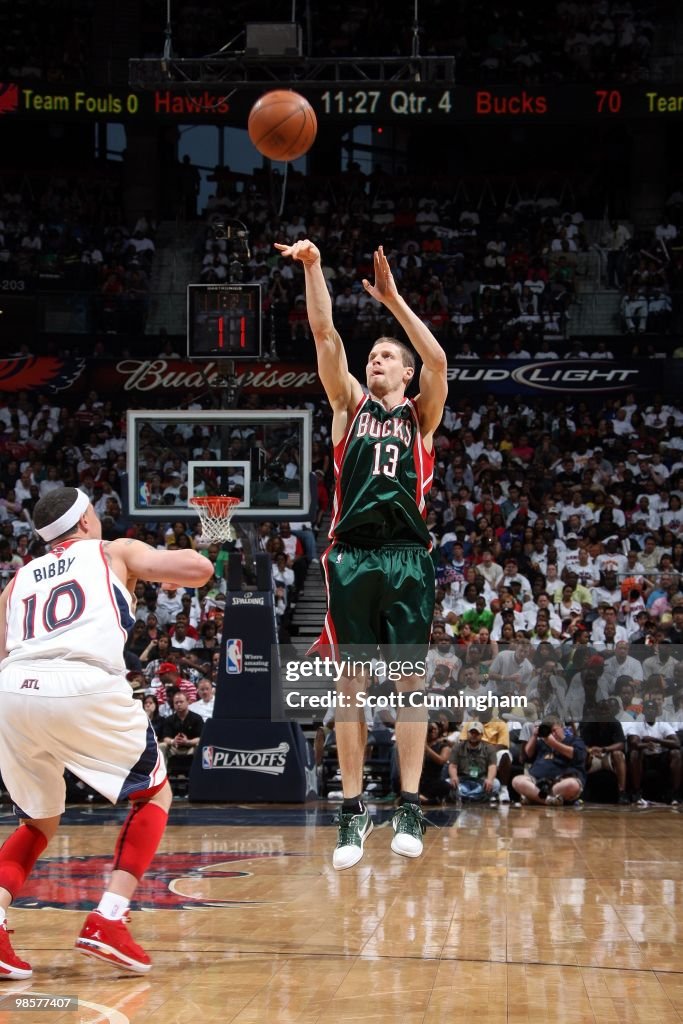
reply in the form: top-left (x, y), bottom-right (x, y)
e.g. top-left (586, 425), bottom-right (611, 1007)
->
top-left (226, 638), bottom-right (243, 674)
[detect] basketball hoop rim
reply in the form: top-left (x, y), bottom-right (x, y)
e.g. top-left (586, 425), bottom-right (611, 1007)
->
top-left (189, 496), bottom-right (240, 511)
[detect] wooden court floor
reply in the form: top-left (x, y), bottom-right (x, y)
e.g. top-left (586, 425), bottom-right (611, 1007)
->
top-left (1, 802), bottom-right (683, 1023)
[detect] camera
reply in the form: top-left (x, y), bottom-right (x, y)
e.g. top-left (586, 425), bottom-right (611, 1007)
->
top-left (538, 722), bottom-right (552, 738)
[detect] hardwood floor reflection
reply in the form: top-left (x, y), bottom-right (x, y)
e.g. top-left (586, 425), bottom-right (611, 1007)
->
top-left (1, 804), bottom-right (683, 1022)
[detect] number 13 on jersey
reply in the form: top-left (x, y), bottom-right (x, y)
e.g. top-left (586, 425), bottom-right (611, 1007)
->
top-left (371, 442), bottom-right (399, 478)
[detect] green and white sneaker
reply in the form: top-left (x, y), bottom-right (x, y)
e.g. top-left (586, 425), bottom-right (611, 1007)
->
top-left (332, 808), bottom-right (374, 870)
top-left (390, 802), bottom-right (426, 859)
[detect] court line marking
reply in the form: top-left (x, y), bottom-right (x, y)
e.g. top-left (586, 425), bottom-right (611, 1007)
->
top-left (76, 999), bottom-right (130, 1024)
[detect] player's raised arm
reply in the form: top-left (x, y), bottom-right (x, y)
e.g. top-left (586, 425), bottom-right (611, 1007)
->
top-left (362, 245), bottom-right (448, 438)
top-left (274, 240), bottom-right (361, 411)
top-left (106, 539), bottom-right (214, 593)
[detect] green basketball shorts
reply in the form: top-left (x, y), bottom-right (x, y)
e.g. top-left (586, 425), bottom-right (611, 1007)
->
top-left (309, 540), bottom-right (435, 660)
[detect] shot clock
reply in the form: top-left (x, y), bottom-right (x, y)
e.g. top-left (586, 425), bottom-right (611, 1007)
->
top-left (187, 283), bottom-right (262, 360)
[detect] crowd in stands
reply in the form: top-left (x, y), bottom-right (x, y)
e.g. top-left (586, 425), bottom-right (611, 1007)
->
top-left (0, 175), bottom-right (154, 335)
top-left (202, 169), bottom-right (608, 360)
top-left (339, 0), bottom-right (662, 84)
top-left (9, 161), bottom-right (682, 360)
top-left (2, 369), bottom-right (683, 804)
top-left (409, 695), bottom-right (682, 810)
top-left (0, 388), bottom-right (323, 798)
top-left (320, 384), bottom-right (683, 807)
top-left (140, 0), bottom-right (666, 85)
top-left (2, 1), bottom-right (682, 812)
top-left (5, 0), bottom-right (669, 88)
top-left (613, 195), bottom-right (683, 339)
top-left (0, 0), bottom-right (93, 82)
top-left (197, 166), bottom-right (681, 360)
top-left (0, 1), bottom-right (681, 818)
top-left (0, 382), bottom-right (323, 696)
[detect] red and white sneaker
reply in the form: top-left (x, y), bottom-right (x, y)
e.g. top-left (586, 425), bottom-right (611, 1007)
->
top-left (75, 912), bottom-right (151, 974)
top-left (0, 922), bottom-right (32, 980)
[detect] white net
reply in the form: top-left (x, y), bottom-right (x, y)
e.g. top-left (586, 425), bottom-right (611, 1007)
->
top-left (190, 496), bottom-right (239, 543)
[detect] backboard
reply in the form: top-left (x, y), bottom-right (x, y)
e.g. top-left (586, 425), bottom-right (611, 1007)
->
top-left (187, 460), bottom-right (251, 506)
top-left (127, 409), bottom-right (311, 520)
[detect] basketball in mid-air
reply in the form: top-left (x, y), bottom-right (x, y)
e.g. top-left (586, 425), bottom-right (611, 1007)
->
top-left (248, 89), bottom-right (317, 162)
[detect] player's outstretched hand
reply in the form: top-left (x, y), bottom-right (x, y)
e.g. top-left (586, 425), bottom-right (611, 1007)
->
top-left (274, 239), bottom-right (320, 265)
top-left (362, 245), bottom-right (399, 305)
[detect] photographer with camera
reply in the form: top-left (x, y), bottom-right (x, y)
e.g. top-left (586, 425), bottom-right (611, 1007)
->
top-left (447, 721), bottom-right (501, 803)
top-left (511, 715), bottom-right (587, 806)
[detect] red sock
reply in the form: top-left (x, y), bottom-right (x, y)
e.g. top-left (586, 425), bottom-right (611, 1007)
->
top-left (113, 802), bottom-right (168, 880)
top-left (0, 824), bottom-right (48, 898)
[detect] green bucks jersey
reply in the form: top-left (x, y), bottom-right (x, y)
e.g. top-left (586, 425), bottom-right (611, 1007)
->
top-left (330, 394), bottom-right (434, 546)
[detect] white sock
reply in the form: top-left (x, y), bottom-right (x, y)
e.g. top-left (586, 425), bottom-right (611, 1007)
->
top-left (96, 892), bottom-right (130, 921)
top-left (0, 907), bottom-right (6, 927)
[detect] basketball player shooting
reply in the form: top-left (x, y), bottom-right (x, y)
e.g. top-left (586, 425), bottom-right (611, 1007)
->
top-left (0, 488), bottom-right (213, 977)
top-left (275, 240), bottom-right (448, 869)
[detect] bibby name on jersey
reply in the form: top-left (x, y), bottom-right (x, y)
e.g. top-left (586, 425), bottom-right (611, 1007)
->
top-left (356, 411), bottom-right (413, 448)
top-left (4, 538), bottom-right (134, 676)
top-left (32, 555), bottom-right (75, 583)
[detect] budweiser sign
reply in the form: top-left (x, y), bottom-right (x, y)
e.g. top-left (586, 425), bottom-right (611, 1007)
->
top-left (92, 360), bottom-right (320, 395)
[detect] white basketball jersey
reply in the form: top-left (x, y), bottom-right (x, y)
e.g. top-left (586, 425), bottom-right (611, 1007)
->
top-left (4, 538), bottom-right (134, 674)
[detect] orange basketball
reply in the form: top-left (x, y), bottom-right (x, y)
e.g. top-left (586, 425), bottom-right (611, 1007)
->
top-left (248, 89), bottom-right (317, 162)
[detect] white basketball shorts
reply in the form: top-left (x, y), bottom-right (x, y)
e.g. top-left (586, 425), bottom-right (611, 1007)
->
top-left (0, 661), bottom-right (167, 819)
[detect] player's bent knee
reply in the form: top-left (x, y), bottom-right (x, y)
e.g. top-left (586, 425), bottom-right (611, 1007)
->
top-left (129, 779), bottom-right (172, 813)
top-left (0, 821), bottom-right (51, 897)
top-left (19, 816), bottom-right (61, 841)
top-left (148, 780), bottom-right (173, 813)
top-left (152, 780), bottom-right (174, 812)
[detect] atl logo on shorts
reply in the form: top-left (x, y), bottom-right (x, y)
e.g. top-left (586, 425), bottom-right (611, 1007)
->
top-left (226, 639), bottom-right (243, 674)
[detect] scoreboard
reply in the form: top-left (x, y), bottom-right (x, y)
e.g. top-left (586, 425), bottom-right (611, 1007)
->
top-left (4, 81), bottom-right (683, 124)
top-left (315, 85), bottom-right (683, 121)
